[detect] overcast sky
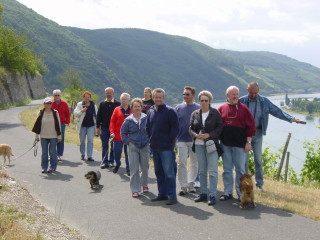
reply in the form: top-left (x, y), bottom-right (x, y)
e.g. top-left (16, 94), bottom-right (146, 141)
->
top-left (15, 0), bottom-right (320, 68)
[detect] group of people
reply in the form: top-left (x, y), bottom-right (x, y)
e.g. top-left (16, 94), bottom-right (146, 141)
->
top-left (32, 82), bottom-right (301, 206)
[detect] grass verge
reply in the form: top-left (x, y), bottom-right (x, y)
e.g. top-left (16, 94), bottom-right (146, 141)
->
top-left (19, 105), bottom-right (320, 221)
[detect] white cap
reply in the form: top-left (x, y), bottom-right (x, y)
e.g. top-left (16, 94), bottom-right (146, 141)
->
top-left (43, 97), bottom-right (52, 103)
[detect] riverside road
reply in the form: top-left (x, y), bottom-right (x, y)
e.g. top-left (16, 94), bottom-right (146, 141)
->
top-left (0, 100), bottom-right (319, 240)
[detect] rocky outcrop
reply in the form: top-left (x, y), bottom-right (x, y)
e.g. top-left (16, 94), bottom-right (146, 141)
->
top-left (0, 72), bottom-right (46, 105)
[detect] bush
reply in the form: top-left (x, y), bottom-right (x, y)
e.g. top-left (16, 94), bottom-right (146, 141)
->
top-left (301, 140), bottom-right (320, 183)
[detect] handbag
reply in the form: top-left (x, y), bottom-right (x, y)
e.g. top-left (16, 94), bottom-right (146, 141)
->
top-left (205, 140), bottom-right (216, 153)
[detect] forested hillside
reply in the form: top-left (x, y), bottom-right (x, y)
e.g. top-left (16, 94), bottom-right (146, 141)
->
top-left (1, 0), bottom-right (319, 103)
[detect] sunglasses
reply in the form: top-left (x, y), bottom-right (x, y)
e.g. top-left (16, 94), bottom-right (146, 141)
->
top-left (183, 93), bottom-right (190, 96)
top-left (45, 102), bottom-right (52, 105)
top-left (200, 99), bottom-right (209, 102)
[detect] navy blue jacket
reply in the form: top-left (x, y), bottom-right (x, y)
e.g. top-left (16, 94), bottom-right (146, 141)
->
top-left (146, 104), bottom-right (179, 151)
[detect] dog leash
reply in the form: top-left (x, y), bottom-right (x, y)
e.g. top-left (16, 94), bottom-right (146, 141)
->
top-left (11, 141), bottom-right (38, 161)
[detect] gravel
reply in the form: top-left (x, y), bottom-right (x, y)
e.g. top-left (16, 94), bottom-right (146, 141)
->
top-left (0, 169), bottom-right (86, 240)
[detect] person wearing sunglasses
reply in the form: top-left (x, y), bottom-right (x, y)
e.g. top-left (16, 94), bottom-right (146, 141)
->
top-left (175, 86), bottom-right (200, 196)
top-left (51, 89), bottom-right (70, 162)
top-left (218, 86), bottom-right (256, 201)
top-left (189, 90), bottom-right (223, 206)
top-left (32, 97), bottom-right (62, 173)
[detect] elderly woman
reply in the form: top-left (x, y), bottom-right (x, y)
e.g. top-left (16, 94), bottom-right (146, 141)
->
top-left (142, 87), bottom-right (154, 114)
top-left (121, 98), bottom-right (149, 197)
top-left (32, 97), bottom-right (62, 173)
top-left (110, 93), bottom-right (132, 175)
top-left (74, 91), bottom-right (98, 161)
top-left (189, 90), bottom-right (223, 206)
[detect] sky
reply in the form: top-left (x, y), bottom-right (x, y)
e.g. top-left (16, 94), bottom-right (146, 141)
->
top-left (15, 0), bottom-right (320, 68)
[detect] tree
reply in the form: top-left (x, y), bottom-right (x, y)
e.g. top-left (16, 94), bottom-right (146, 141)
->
top-left (59, 67), bottom-right (99, 103)
top-left (0, 5), bottom-right (47, 77)
top-left (285, 93), bottom-right (290, 105)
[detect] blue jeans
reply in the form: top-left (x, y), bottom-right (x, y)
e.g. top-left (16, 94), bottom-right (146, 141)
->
top-left (195, 145), bottom-right (219, 197)
top-left (221, 143), bottom-right (246, 197)
top-left (57, 124), bottom-right (66, 156)
top-left (152, 149), bottom-right (177, 200)
top-left (80, 126), bottom-right (95, 158)
top-left (113, 141), bottom-right (129, 171)
top-left (41, 138), bottom-right (58, 170)
top-left (245, 129), bottom-right (264, 187)
top-left (100, 127), bottom-right (115, 165)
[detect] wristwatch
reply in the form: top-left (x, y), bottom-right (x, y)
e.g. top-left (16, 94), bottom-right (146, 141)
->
top-left (246, 141), bottom-right (251, 144)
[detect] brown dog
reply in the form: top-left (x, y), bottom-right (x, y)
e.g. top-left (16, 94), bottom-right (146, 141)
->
top-left (239, 174), bottom-right (256, 209)
top-left (0, 144), bottom-right (14, 166)
top-left (84, 171), bottom-right (101, 190)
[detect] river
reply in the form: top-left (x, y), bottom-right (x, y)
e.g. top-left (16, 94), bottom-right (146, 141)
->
top-left (210, 93), bottom-right (320, 173)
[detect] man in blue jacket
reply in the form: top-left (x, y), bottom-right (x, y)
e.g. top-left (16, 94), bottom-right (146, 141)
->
top-left (239, 82), bottom-right (301, 190)
top-left (146, 88), bottom-right (179, 205)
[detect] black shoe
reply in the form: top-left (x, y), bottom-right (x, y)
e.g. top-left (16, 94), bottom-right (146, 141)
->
top-left (151, 196), bottom-right (168, 201)
top-left (127, 170), bottom-right (130, 176)
top-left (81, 155), bottom-right (85, 160)
top-left (219, 194), bottom-right (233, 201)
top-left (194, 194), bottom-right (207, 202)
top-left (179, 189), bottom-right (187, 196)
top-left (113, 166), bottom-right (119, 174)
top-left (166, 199), bottom-right (178, 205)
top-left (87, 157), bottom-right (94, 162)
top-left (208, 196), bottom-right (216, 206)
top-left (100, 164), bottom-right (109, 169)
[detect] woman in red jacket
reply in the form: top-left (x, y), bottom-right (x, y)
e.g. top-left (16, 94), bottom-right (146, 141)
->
top-left (110, 93), bottom-right (132, 175)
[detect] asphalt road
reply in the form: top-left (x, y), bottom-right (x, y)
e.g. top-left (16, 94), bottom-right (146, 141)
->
top-left (1, 100), bottom-right (319, 240)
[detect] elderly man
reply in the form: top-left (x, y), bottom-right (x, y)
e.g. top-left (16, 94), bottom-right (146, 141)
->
top-left (218, 86), bottom-right (256, 201)
top-left (96, 87), bottom-right (120, 169)
top-left (240, 82), bottom-right (301, 190)
top-left (175, 86), bottom-right (200, 195)
top-left (146, 88), bottom-right (179, 205)
top-left (51, 89), bottom-right (70, 162)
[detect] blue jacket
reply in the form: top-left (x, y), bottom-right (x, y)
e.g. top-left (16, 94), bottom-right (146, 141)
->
top-left (239, 94), bottom-right (294, 135)
top-left (146, 104), bottom-right (179, 150)
top-left (121, 113), bottom-right (148, 149)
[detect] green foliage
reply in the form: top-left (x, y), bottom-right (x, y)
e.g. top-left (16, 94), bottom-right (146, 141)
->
top-left (289, 97), bottom-right (320, 114)
top-left (60, 68), bottom-right (99, 104)
top-left (0, 4), bottom-right (47, 77)
top-left (248, 147), bottom-right (301, 184)
top-left (301, 140), bottom-right (320, 183)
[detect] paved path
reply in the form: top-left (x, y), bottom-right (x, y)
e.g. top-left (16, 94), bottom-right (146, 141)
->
top-left (0, 100), bottom-right (319, 240)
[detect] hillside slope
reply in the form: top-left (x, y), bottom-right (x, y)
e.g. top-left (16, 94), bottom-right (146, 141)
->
top-left (1, 0), bottom-right (319, 102)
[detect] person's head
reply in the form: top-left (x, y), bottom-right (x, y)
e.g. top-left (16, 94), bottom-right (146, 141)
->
top-left (152, 88), bottom-right (165, 107)
top-left (144, 87), bottom-right (152, 100)
top-left (130, 98), bottom-right (143, 115)
top-left (226, 86), bottom-right (239, 105)
top-left (120, 93), bottom-right (130, 107)
top-left (105, 87), bottom-right (115, 101)
top-left (247, 82), bottom-right (260, 100)
top-left (82, 91), bottom-right (92, 102)
top-left (52, 89), bottom-right (61, 102)
top-left (183, 86), bottom-right (195, 105)
top-left (43, 97), bottom-right (52, 109)
top-left (198, 90), bottom-right (213, 110)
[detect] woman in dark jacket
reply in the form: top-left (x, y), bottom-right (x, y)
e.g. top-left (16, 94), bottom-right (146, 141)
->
top-left (189, 90), bottom-right (223, 206)
top-left (32, 97), bottom-right (62, 173)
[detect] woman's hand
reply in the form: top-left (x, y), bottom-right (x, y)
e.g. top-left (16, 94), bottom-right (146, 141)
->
top-left (57, 138), bottom-right (62, 143)
top-left (110, 133), bottom-right (115, 138)
top-left (35, 137), bottom-right (39, 142)
top-left (196, 133), bottom-right (210, 139)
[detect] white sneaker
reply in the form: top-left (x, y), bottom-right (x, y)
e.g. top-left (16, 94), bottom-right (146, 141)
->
top-left (57, 156), bottom-right (62, 162)
top-left (194, 181), bottom-right (200, 188)
top-left (188, 183), bottom-right (196, 193)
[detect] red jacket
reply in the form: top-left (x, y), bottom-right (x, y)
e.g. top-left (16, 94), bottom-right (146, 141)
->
top-left (52, 100), bottom-right (70, 125)
top-left (110, 106), bottom-right (132, 141)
